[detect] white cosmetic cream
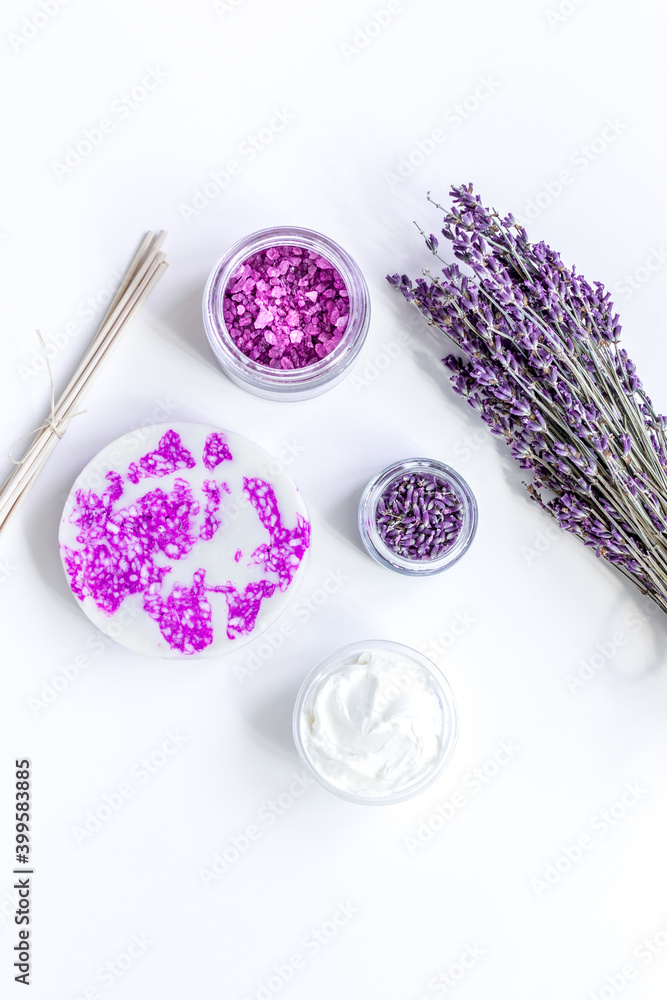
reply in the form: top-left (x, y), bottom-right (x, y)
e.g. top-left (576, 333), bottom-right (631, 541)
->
top-left (294, 642), bottom-right (458, 804)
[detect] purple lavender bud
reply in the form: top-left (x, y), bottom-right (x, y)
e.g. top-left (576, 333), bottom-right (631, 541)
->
top-left (376, 471), bottom-right (463, 561)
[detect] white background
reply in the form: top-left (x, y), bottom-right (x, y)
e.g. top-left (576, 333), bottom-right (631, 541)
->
top-left (2, 1), bottom-right (667, 998)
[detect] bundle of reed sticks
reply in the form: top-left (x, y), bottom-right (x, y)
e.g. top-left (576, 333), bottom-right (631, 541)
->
top-left (0, 231), bottom-right (168, 535)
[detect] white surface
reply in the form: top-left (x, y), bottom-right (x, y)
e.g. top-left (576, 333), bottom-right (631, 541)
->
top-left (2, 1), bottom-right (667, 997)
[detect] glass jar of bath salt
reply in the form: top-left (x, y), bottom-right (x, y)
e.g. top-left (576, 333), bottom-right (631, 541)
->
top-left (293, 640), bottom-right (459, 805)
top-left (203, 226), bottom-right (370, 401)
top-left (358, 458), bottom-right (478, 576)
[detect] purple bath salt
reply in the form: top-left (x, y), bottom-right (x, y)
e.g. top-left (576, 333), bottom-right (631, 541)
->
top-left (127, 428), bottom-right (196, 484)
top-left (376, 472), bottom-right (464, 561)
top-left (202, 431), bottom-right (233, 471)
top-left (222, 244), bottom-right (350, 369)
top-left (200, 479), bottom-right (223, 541)
top-left (59, 424), bottom-right (311, 658)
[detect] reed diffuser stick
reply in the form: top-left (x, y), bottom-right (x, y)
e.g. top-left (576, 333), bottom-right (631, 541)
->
top-left (0, 231), bottom-right (168, 535)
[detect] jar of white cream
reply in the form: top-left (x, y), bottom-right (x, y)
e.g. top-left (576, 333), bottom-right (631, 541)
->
top-left (292, 641), bottom-right (458, 804)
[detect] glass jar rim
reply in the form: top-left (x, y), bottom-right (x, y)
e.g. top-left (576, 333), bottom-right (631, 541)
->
top-left (203, 226), bottom-right (370, 397)
top-left (358, 458), bottom-right (478, 576)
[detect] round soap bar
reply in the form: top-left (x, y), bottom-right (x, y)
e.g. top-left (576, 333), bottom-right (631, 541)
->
top-left (58, 423), bottom-right (311, 658)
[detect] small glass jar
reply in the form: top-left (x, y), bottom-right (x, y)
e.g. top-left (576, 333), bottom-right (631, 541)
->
top-left (203, 226), bottom-right (370, 401)
top-left (292, 640), bottom-right (459, 805)
top-left (358, 458), bottom-right (477, 576)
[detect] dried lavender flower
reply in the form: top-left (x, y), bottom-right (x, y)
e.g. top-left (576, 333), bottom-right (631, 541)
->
top-left (388, 184), bottom-right (667, 612)
top-left (376, 472), bottom-right (463, 560)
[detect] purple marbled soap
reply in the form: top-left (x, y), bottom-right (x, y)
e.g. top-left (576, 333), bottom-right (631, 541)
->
top-left (58, 423), bottom-right (310, 658)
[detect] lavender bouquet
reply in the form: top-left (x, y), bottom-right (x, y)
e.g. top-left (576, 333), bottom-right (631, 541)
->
top-left (388, 184), bottom-right (667, 612)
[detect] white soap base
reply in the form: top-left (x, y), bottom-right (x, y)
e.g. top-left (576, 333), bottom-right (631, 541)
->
top-left (58, 423), bottom-right (310, 658)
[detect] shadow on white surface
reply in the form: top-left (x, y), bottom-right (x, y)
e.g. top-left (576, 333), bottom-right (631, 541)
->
top-left (23, 473), bottom-right (78, 612)
top-left (323, 482), bottom-right (367, 555)
top-left (152, 286), bottom-right (221, 374)
top-left (246, 683), bottom-right (303, 760)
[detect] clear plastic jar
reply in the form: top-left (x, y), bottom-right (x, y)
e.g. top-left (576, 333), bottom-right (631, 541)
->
top-left (292, 640), bottom-right (459, 805)
top-left (203, 226), bottom-right (370, 401)
top-left (358, 458), bottom-right (477, 576)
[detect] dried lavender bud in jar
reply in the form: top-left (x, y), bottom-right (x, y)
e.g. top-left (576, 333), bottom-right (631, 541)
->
top-left (375, 472), bottom-right (464, 560)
